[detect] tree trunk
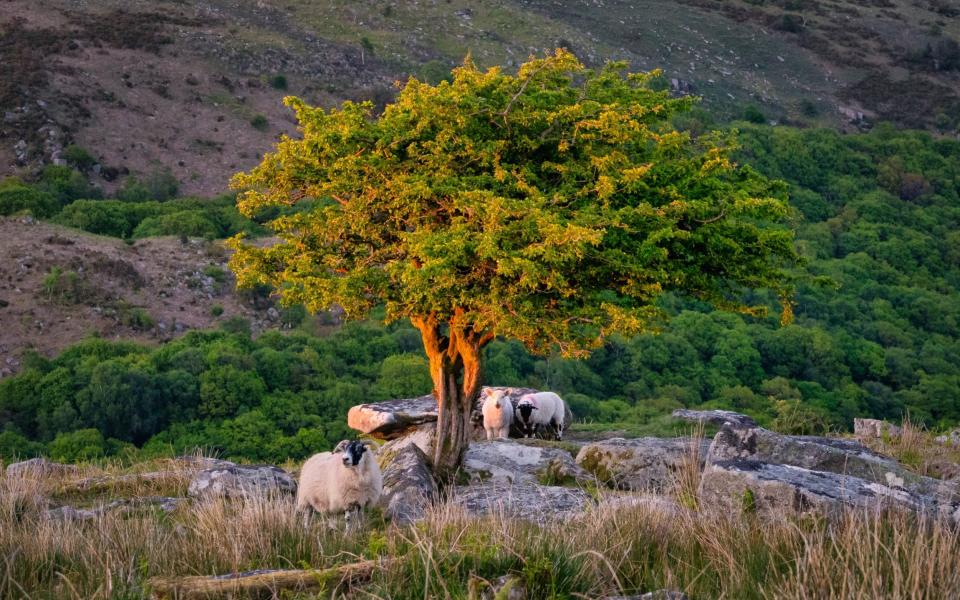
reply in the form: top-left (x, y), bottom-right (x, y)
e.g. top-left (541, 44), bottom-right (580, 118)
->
top-left (413, 315), bottom-right (485, 480)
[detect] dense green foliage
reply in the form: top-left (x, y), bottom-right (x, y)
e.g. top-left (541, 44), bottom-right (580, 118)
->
top-left (2, 124), bottom-right (960, 463)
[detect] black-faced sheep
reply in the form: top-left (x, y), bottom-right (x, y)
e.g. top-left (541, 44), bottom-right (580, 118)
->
top-left (296, 440), bottom-right (382, 528)
top-left (515, 391), bottom-right (568, 440)
top-left (481, 388), bottom-right (513, 440)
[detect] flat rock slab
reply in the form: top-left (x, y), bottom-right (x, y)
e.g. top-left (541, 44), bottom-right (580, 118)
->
top-left (463, 440), bottom-right (589, 485)
top-left (576, 437), bottom-right (710, 491)
top-left (700, 459), bottom-right (959, 521)
top-left (6, 457), bottom-right (78, 478)
top-left (188, 465), bottom-right (296, 499)
top-left (672, 409), bottom-right (757, 429)
top-left (349, 387), bottom-right (541, 439)
top-left (708, 426), bottom-right (957, 501)
top-left (44, 496), bottom-right (187, 521)
top-left (378, 445), bottom-right (437, 525)
top-left (451, 481), bottom-right (594, 523)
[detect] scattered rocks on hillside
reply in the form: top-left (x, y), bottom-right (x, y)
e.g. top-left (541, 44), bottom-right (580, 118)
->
top-left (378, 445), bottom-right (437, 524)
top-left (854, 418), bottom-right (902, 440)
top-left (462, 440), bottom-right (590, 485)
top-left (451, 481), bottom-right (594, 523)
top-left (188, 465), bottom-right (296, 499)
top-left (5, 457), bottom-right (78, 478)
top-left (672, 409), bottom-right (757, 429)
top-left (576, 437), bottom-right (709, 491)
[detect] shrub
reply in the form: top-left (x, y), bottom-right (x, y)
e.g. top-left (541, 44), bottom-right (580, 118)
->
top-left (0, 430), bottom-right (45, 460)
top-left (743, 105), bottom-right (767, 124)
top-left (63, 145), bottom-right (97, 172)
top-left (250, 114), bottom-right (269, 131)
top-left (48, 428), bottom-right (110, 462)
top-left (120, 307), bottom-right (155, 331)
top-left (36, 165), bottom-right (102, 205)
top-left (0, 178), bottom-right (58, 217)
top-left (269, 74), bottom-right (288, 90)
top-left (210, 304), bottom-right (224, 317)
top-left (117, 167), bottom-right (179, 202)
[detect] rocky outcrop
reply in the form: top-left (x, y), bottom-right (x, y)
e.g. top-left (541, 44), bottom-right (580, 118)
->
top-left (672, 409), bottom-right (757, 429)
top-left (935, 430), bottom-right (960, 447)
top-left (5, 457), bottom-right (78, 478)
top-left (378, 445), bottom-right (437, 524)
top-left (699, 459), bottom-right (950, 519)
top-left (451, 481), bottom-right (594, 523)
top-left (707, 426), bottom-right (956, 501)
top-left (188, 465), bottom-right (296, 499)
top-left (854, 418), bottom-right (902, 440)
top-left (576, 437), bottom-right (709, 491)
top-left (462, 440), bottom-right (589, 485)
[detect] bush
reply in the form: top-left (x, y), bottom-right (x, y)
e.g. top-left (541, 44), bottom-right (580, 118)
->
top-left (36, 165), bottom-right (102, 205)
top-left (0, 178), bottom-right (58, 217)
top-left (63, 145), bottom-right (97, 172)
top-left (269, 74), bottom-right (288, 90)
top-left (250, 114), bottom-right (269, 131)
top-left (743, 105), bottom-right (767, 124)
top-left (0, 430), bottom-right (45, 460)
top-left (117, 167), bottom-right (179, 202)
top-left (48, 429), bottom-right (110, 462)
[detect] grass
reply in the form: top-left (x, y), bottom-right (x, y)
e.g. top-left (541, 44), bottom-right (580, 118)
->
top-left (4, 429), bottom-right (960, 598)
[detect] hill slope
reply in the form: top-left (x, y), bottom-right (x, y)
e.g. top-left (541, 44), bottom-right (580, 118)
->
top-left (3, 0), bottom-right (959, 194)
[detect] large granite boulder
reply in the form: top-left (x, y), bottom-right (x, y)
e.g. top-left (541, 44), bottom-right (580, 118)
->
top-left (377, 423), bottom-right (436, 458)
top-left (188, 465), bottom-right (296, 499)
top-left (378, 445), bottom-right (437, 524)
top-left (576, 437), bottom-right (710, 491)
top-left (707, 426), bottom-right (957, 502)
top-left (699, 459), bottom-right (957, 520)
top-left (462, 440), bottom-right (590, 485)
top-left (451, 481), bottom-right (594, 523)
top-left (6, 457), bottom-right (78, 478)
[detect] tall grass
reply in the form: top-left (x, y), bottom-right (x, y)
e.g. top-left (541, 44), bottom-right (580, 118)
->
top-left (2, 457), bottom-right (959, 599)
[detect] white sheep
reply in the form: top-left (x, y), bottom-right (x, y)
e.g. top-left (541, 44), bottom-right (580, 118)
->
top-left (515, 391), bottom-right (568, 440)
top-left (481, 388), bottom-right (513, 440)
top-left (296, 440), bottom-right (382, 528)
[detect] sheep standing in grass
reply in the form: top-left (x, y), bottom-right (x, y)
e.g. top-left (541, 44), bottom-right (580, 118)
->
top-left (482, 388), bottom-right (513, 440)
top-left (296, 440), bottom-right (382, 528)
top-left (515, 392), bottom-right (568, 440)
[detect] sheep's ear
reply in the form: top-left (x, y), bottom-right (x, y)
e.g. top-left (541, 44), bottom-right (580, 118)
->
top-left (481, 388), bottom-right (492, 397)
top-left (361, 440), bottom-right (380, 453)
top-left (334, 440), bottom-right (350, 452)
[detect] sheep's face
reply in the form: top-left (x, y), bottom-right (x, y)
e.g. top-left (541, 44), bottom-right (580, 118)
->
top-left (516, 400), bottom-right (537, 424)
top-left (339, 440), bottom-right (368, 467)
top-left (485, 389), bottom-right (507, 410)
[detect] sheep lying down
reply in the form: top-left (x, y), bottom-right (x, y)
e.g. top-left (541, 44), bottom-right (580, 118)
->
top-left (296, 440), bottom-right (382, 527)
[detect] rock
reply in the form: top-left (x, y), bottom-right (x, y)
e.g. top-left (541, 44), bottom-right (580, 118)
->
top-left (576, 437), bottom-right (709, 491)
top-left (348, 394), bottom-right (438, 439)
top-left (707, 426), bottom-right (954, 501)
top-left (44, 497), bottom-right (187, 521)
top-left (378, 445), bottom-right (437, 524)
top-left (451, 481), bottom-right (594, 523)
top-left (463, 440), bottom-right (589, 485)
top-left (854, 418), bottom-right (902, 440)
top-left (672, 409), bottom-right (757, 429)
top-left (188, 465), bottom-right (296, 499)
top-left (699, 459), bottom-right (951, 519)
top-left (174, 456), bottom-right (236, 470)
top-left (934, 431), bottom-right (960, 447)
top-left (378, 423), bottom-right (435, 457)
top-left (6, 457), bottom-right (78, 478)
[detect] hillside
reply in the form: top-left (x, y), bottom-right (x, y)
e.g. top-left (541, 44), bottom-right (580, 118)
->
top-left (0, 216), bottom-right (303, 377)
top-left (3, 0), bottom-right (959, 195)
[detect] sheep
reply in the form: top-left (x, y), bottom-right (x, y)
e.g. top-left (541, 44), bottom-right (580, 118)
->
top-left (515, 391), bottom-right (568, 440)
top-left (481, 388), bottom-right (513, 440)
top-left (296, 440), bottom-right (382, 529)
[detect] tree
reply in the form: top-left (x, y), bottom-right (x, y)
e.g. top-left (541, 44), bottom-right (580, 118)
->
top-left (229, 50), bottom-right (797, 476)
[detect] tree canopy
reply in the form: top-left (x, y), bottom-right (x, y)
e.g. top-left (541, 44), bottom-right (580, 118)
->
top-left (229, 50), bottom-right (797, 357)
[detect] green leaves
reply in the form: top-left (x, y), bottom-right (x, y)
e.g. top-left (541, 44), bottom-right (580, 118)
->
top-left (231, 50), bottom-right (797, 356)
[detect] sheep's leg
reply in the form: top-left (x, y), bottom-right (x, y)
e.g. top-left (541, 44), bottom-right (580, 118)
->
top-left (344, 503), bottom-right (362, 532)
top-left (485, 428), bottom-right (494, 441)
